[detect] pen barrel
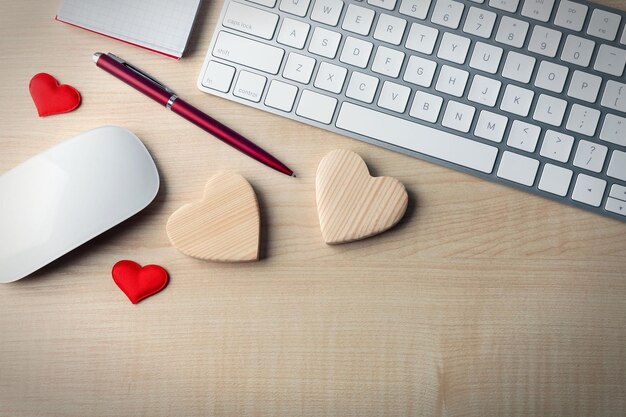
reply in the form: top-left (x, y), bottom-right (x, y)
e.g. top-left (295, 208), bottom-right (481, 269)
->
top-left (96, 54), bottom-right (171, 106)
top-left (170, 99), bottom-right (293, 176)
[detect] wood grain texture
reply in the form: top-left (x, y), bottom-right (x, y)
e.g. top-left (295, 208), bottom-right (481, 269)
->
top-left (0, 1), bottom-right (625, 416)
top-left (316, 149), bottom-right (408, 244)
top-left (166, 173), bottom-right (260, 262)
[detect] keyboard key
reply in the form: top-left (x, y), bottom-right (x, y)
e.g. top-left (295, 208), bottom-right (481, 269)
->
top-left (223, 1), bottom-right (279, 40)
top-left (572, 139), bottom-right (608, 173)
top-left (233, 70), bottom-right (267, 102)
top-left (538, 164), bottom-right (573, 196)
top-left (601, 81), bottom-right (626, 113)
top-left (368, 0), bottom-right (397, 10)
top-left (406, 23), bottom-right (439, 54)
top-left (610, 184), bottom-right (626, 201)
top-left (431, 0), bottom-right (464, 29)
top-left (497, 151), bottom-right (539, 186)
top-left (607, 150), bottom-right (626, 181)
top-left (296, 90), bottom-right (337, 123)
top-left (469, 42), bottom-right (503, 74)
top-left (201, 61), bottom-right (235, 92)
top-left (463, 7), bottom-right (496, 38)
top-left (435, 65), bottom-right (468, 97)
top-left (566, 104), bottom-right (600, 136)
top-left (283, 52), bottom-right (316, 83)
top-left (374, 14), bottom-right (407, 45)
top-left (399, 0), bottom-right (432, 20)
top-left (540, 130), bottom-right (574, 163)
top-left (572, 174), bottom-right (606, 207)
top-left (534, 61), bottom-right (568, 93)
top-left (442, 101), bottom-right (475, 133)
top-left (500, 84), bottom-right (534, 117)
top-left (495, 17), bottom-right (529, 48)
top-left (279, 0), bottom-right (312, 16)
top-left (337, 102), bottom-right (498, 173)
top-left (593, 45), bottom-right (626, 77)
top-left (248, 0), bottom-right (276, 7)
top-left (277, 18), bottom-right (310, 49)
top-left (342, 3), bottom-right (375, 35)
top-left (403, 55), bottom-right (437, 87)
top-left (409, 91), bottom-right (443, 122)
top-left (265, 80), bottom-right (298, 111)
top-left (567, 71), bottom-right (601, 103)
top-left (554, 0), bottom-right (588, 31)
top-left (489, 0), bottom-right (519, 13)
top-left (314, 62), bottom-right (347, 93)
top-left (507, 120), bottom-right (540, 153)
top-left (340, 36), bottom-right (373, 68)
top-left (600, 114), bottom-right (626, 146)
top-left (467, 75), bottom-right (501, 107)
top-left (346, 71), bottom-right (379, 103)
top-left (587, 9), bottom-right (621, 41)
top-left (437, 32), bottom-right (471, 64)
top-left (311, 0), bottom-right (344, 26)
top-left (372, 46), bottom-right (405, 77)
top-left (527, 26), bottom-right (562, 58)
top-left (308, 27), bottom-right (342, 58)
top-left (606, 197), bottom-right (626, 216)
top-left (212, 31), bottom-right (284, 74)
top-left (533, 94), bottom-right (567, 127)
top-left (560, 35), bottom-right (595, 67)
top-left (474, 110), bottom-right (508, 142)
top-left (521, 0), bottom-right (555, 22)
top-left (502, 52), bottom-right (535, 83)
top-left (377, 81), bottom-right (411, 113)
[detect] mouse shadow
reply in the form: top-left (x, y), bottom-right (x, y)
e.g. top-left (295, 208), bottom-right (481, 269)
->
top-left (11, 163), bottom-right (169, 285)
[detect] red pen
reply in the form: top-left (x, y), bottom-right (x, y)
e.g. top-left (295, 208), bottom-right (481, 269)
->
top-left (93, 52), bottom-right (295, 177)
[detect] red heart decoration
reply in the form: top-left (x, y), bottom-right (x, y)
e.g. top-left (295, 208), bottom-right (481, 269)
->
top-left (29, 73), bottom-right (81, 117)
top-left (111, 260), bottom-right (169, 304)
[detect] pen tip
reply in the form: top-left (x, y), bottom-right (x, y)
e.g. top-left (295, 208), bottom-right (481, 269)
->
top-left (291, 173), bottom-right (297, 178)
top-left (92, 52), bottom-right (102, 63)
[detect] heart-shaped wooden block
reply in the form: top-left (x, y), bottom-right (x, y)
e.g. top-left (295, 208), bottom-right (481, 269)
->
top-left (316, 149), bottom-right (408, 245)
top-left (166, 173), bottom-right (260, 262)
top-left (29, 73), bottom-right (81, 117)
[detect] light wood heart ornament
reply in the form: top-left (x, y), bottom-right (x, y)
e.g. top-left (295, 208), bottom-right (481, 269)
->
top-left (316, 150), bottom-right (408, 245)
top-left (166, 173), bottom-right (260, 262)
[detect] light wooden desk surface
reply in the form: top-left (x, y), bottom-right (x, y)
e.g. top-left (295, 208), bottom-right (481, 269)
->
top-left (1, 1), bottom-right (625, 416)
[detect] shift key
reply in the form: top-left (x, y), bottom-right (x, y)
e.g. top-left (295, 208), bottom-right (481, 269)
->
top-left (213, 31), bottom-right (284, 74)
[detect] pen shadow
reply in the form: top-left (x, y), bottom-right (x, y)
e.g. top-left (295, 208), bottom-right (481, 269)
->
top-left (10, 156), bottom-right (169, 285)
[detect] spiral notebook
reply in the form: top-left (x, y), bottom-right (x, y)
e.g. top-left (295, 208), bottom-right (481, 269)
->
top-left (56, 0), bottom-right (202, 59)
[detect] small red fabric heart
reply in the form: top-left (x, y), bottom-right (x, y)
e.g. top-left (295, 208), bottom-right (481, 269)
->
top-left (29, 73), bottom-right (81, 117)
top-left (112, 260), bottom-right (169, 304)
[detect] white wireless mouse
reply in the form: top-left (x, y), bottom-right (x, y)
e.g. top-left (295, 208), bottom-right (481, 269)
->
top-left (0, 126), bottom-right (159, 283)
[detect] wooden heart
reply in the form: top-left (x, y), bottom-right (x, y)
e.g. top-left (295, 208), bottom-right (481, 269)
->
top-left (316, 149), bottom-right (408, 244)
top-left (166, 173), bottom-right (260, 262)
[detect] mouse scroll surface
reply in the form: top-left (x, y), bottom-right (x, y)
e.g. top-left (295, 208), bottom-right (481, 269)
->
top-left (0, 126), bottom-right (159, 283)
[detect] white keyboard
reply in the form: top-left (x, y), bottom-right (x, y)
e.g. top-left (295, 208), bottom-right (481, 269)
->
top-left (198, 0), bottom-right (626, 222)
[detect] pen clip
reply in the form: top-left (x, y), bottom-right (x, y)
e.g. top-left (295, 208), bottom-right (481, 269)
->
top-left (107, 53), bottom-right (175, 95)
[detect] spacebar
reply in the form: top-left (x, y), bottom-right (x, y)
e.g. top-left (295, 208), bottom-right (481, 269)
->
top-left (336, 102), bottom-right (499, 174)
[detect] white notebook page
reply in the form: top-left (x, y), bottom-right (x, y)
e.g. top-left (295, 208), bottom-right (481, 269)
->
top-left (57, 0), bottom-right (201, 58)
